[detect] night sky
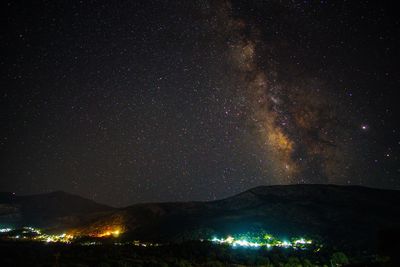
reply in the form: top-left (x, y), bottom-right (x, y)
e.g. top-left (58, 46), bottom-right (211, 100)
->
top-left (1, 0), bottom-right (399, 206)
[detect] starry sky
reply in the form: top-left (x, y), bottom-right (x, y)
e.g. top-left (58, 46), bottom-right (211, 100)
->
top-left (1, 0), bottom-right (399, 206)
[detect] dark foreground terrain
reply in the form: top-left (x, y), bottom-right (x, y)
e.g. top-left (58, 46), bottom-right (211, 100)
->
top-left (0, 240), bottom-right (398, 267)
top-left (1, 185), bottom-right (400, 266)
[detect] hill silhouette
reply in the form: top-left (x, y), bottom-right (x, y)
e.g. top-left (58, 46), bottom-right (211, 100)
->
top-left (1, 185), bottom-right (399, 252)
top-left (0, 191), bottom-right (113, 227)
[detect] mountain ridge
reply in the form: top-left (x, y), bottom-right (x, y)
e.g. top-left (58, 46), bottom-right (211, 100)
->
top-left (3, 183), bottom-right (398, 209)
top-left (1, 184), bottom-right (399, 252)
top-left (0, 190), bottom-right (114, 227)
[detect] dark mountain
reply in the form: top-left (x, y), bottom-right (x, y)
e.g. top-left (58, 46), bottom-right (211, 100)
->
top-left (1, 185), bottom-right (399, 252)
top-left (0, 191), bottom-right (113, 227)
top-left (68, 184), bottom-right (400, 251)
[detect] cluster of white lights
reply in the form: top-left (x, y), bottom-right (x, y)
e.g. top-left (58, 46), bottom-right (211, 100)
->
top-left (232, 239), bottom-right (261, 247)
top-left (1, 226), bottom-right (74, 243)
top-left (293, 238), bottom-right (312, 245)
top-left (211, 235), bottom-right (312, 249)
top-left (39, 233), bottom-right (74, 243)
top-left (211, 236), bottom-right (261, 248)
top-left (22, 226), bottom-right (41, 234)
top-left (278, 241), bottom-right (291, 248)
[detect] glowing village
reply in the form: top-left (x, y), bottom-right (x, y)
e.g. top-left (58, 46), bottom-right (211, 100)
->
top-left (0, 226), bottom-right (316, 250)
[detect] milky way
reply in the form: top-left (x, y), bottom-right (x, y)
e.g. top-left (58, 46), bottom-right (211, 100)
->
top-left (208, 1), bottom-right (353, 184)
top-left (2, 0), bottom-right (399, 205)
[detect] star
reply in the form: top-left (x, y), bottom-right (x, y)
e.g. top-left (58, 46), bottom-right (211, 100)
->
top-left (1, 0), bottom-right (399, 205)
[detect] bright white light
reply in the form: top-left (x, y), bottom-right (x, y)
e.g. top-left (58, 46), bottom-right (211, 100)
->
top-left (295, 238), bottom-right (306, 244)
top-left (211, 237), bottom-right (222, 243)
top-left (211, 236), bottom-right (260, 248)
top-left (294, 238), bottom-right (312, 245)
top-left (235, 240), bottom-right (249, 247)
top-left (226, 236), bottom-right (234, 244)
top-left (281, 241), bottom-right (291, 248)
top-left (210, 234), bottom-right (312, 250)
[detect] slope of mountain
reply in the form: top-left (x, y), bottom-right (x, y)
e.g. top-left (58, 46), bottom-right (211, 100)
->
top-left (1, 185), bottom-right (399, 252)
top-left (66, 185), bottom-right (400, 251)
top-left (0, 191), bottom-right (113, 227)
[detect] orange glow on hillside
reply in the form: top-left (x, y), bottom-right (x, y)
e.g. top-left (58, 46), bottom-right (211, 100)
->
top-left (95, 228), bottom-right (122, 238)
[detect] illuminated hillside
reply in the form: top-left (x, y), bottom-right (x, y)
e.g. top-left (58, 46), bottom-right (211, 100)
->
top-left (1, 185), bottom-right (399, 253)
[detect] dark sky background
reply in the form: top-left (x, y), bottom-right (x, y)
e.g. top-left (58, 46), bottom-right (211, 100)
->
top-left (1, 0), bottom-right (399, 206)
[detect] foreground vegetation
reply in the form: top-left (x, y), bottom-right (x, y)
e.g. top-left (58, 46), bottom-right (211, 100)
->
top-left (0, 240), bottom-right (396, 267)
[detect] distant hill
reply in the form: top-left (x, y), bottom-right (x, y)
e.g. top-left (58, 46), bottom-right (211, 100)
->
top-left (74, 185), bottom-right (400, 251)
top-left (0, 191), bottom-right (113, 227)
top-left (1, 185), bottom-right (399, 252)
